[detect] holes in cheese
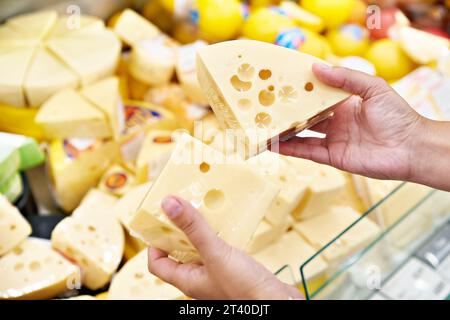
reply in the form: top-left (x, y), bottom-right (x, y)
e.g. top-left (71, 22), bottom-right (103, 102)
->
top-left (304, 82), bottom-right (314, 92)
top-left (203, 189), bottom-right (225, 210)
top-left (259, 69), bottom-right (272, 80)
top-left (258, 89), bottom-right (276, 107)
top-left (230, 75), bottom-right (252, 92)
top-left (199, 162), bottom-right (210, 173)
top-left (255, 112), bottom-right (272, 128)
top-left (237, 63), bottom-right (255, 81)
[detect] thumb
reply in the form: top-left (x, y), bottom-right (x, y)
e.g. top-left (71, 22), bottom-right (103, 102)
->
top-left (312, 63), bottom-right (389, 100)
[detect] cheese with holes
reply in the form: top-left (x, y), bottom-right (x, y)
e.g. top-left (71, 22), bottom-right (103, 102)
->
top-left (197, 40), bottom-right (350, 157)
top-left (247, 219), bottom-right (285, 254)
top-left (36, 89), bottom-right (110, 139)
top-left (81, 76), bottom-right (125, 141)
top-left (128, 133), bottom-right (279, 263)
top-left (0, 195), bottom-right (31, 256)
top-left (294, 206), bottom-right (380, 262)
top-left (7, 10), bottom-right (57, 40)
top-left (108, 249), bottom-right (184, 300)
top-left (112, 9), bottom-right (160, 47)
top-left (0, 239), bottom-right (79, 299)
top-left (98, 165), bottom-right (136, 197)
top-left (72, 189), bottom-right (118, 221)
top-left (51, 214), bottom-right (124, 290)
top-left (136, 130), bottom-right (176, 183)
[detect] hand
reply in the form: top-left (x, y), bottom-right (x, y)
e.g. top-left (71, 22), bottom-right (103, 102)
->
top-left (277, 63), bottom-right (424, 181)
top-left (147, 196), bottom-right (303, 300)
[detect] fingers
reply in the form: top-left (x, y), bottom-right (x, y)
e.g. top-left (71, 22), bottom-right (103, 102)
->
top-left (312, 63), bottom-right (389, 100)
top-left (278, 137), bottom-right (331, 165)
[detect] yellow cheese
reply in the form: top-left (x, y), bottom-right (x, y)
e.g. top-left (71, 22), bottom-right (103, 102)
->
top-left (0, 46), bottom-right (35, 107)
top-left (81, 76), bottom-right (125, 140)
top-left (128, 133), bottom-right (279, 263)
top-left (0, 239), bottom-right (79, 300)
top-left (46, 15), bottom-right (104, 38)
top-left (47, 29), bottom-right (120, 85)
top-left (51, 214), bottom-right (124, 290)
top-left (0, 25), bottom-right (39, 49)
top-left (129, 35), bottom-right (177, 87)
top-left (279, 1), bottom-right (324, 32)
top-left (36, 89), bottom-right (110, 139)
top-left (136, 130), bottom-right (176, 183)
top-left (7, 10), bottom-right (57, 40)
top-left (294, 206), bottom-right (380, 262)
top-left (247, 219), bottom-right (285, 254)
top-left (112, 9), bottom-right (160, 47)
top-left (115, 183), bottom-right (152, 230)
top-left (108, 249), bottom-right (184, 300)
top-left (98, 165), bottom-right (136, 197)
top-left (24, 47), bottom-right (79, 107)
top-left (176, 40), bottom-right (209, 105)
top-left (0, 195), bottom-right (31, 256)
top-left (197, 40), bottom-right (350, 157)
top-left (252, 231), bottom-right (328, 282)
top-left (72, 188), bottom-right (118, 221)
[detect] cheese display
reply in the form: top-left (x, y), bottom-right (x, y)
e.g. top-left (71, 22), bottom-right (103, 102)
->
top-left (108, 249), bottom-right (184, 300)
top-left (0, 10), bottom-right (121, 107)
top-left (0, 195), bottom-right (31, 256)
top-left (196, 40), bottom-right (350, 157)
top-left (128, 133), bottom-right (279, 263)
top-left (0, 132), bottom-right (44, 170)
top-left (0, 239), bottom-right (79, 299)
top-left (98, 165), bottom-right (136, 197)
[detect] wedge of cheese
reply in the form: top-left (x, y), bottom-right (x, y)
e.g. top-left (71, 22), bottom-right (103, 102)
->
top-left (51, 214), bottom-right (124, 290)
top-left (72, 188), bottom-right (118, 221)
top-left (128, 133), bottom-right (279, 263)
top-left (197, 40), bottom-right (350, 157)
top-left (112, 9), bottom-right (160, 47)
top-left (36, 89), bottom-right (110, 139)
top-left (0, 25), bottom-right (39, 49)
top-left (46, 15), bottom-right (104, 38)
top-left (136, 130), bottom-right (176, 183)
top-left (98, 165), bottom-right (136, 197)
top-left (294, 206), bottom-right (380, 262)
top-left (0, 195), bottom-right (31, 256)
top-left (7, 10), bottom-right (57, 40)
top-left (247, 219), bottom-right (285, 254)
top-left (81, 76), bottom-right (125, 140)
top-left (108, 249), bottom-right (184, 300)
top-left (0, 239), bottom-right (79, 299)
top-left (115, 183), bottom-right (152, 230)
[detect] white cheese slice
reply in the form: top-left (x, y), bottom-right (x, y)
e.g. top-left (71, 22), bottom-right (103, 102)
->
top-left (112, 9), bottom-right (160, 47)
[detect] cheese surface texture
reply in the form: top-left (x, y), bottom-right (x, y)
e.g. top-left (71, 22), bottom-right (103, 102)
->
top-left (197, 40), bottom-right (350, 156)
top-left (128, 133), bottom-right (279, 263)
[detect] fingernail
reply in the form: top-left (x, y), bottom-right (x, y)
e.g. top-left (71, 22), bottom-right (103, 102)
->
top-left (314, 62), bottom-right (332, 71)
top-left (161, 196), bottom-right (183, 219)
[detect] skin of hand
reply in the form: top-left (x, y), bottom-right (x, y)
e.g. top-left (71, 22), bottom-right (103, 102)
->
top-left (148, 196), bottom-right (304, 300)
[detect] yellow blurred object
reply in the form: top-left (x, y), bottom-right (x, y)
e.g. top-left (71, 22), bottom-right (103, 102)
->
top-left (348, 0), bottom-right (367, 26)
top-left (250, 0), bottom-right (279, 7)
top-left (95, 292), bottom-right (108, 299)
top-left (0, 103), bottom-right (44, 140)
top-left (301, 0), bottom-right (355, 29)
top-left (299, 29), bottom-right (331, 59)
top-left (127, 74), bottom-right (151, 101)
top-left (365, 39), bottom-right (415, 81)
top-left (279, 1), bottom-right (324, 32)
top-left (172, 20), bottom-right (200, 44)
top-left (327, 24), bottom-right (369, 56)
top-left (143, 0), bottom-right (174, 34)
top-left (243, 7), bottom-right (295, 43)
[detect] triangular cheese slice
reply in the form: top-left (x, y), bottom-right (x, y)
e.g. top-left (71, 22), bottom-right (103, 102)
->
top-left (197, 40), bottom-right (350, 157)
top-left (46, 15), bottom-right (104, 38)
top-left (0, 26), bottom-right (39, 49)
top-left (36, 89), bottom-right (111, 139)
top-left (47, 30), bottom-right (121, 85)
top-left (24, 47), bottom-right (79, 107)
top-left (0, 46), bottom-right (35, 107)
top-left (112, 9), bottom-right (160, 47)
top-left (7, 10), bottom-right (57, 40)
top-left (81, 77), bottom-right (124, 140)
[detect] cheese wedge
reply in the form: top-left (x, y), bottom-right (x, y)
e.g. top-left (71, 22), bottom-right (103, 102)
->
top-left (197, 40), bottom-right (350, 157)
top-left (112, 9), bottom-right (160, 47)
top-left (0, 25), bottom-right (39, 49)
top-left (24, 47), bottom-right (79, 107)
top-left (46, 15), bottom-right (104, 38)
top-left (7, 10), bottom-right (57, 40)
top-left (81, 76), bottom-right (125, 140)
top-left (295, 206), bottom-right (380, 262)
top-left (115, 183), bottom-right (152, 230)
top-left (247, 219), bottom-right (285, 254)
top-left (0, 195), bottom-right (31, 256)
top-left (72, 188), bottom-right (118, 221)
top-left (193, 113), bottom-right (224, 144)
top-left (36, 89), bottom-right (110, 139)
top-left (98, 165), bottom-right (136, 197)
top-left (109, 249), bottom-right (184, 300)
top-left (0, 239), bottom-right (79, 299)
top-left (136, 130), bottom-right (176, 183)
top-left (0, 46), bottom-right (35, 107)
top-left (279, 1), bottom-right (324, 33)
top-left (128, 133), bottom-right (279, 263)
top-left (51, 214), bottom-right (124, 290)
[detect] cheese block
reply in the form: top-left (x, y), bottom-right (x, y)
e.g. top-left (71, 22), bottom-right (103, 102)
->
top-left (51, 214), bottom-right (124, 290)
top-left (128, 133), bottom-right (279, 263)
top-left (399, 27), bottom-right (449, 65)
top-left (0, 172), bottom-right (23, 203)
top-left (279, 1), bottom-right (324, 33)
top-left (197, 40), bottom-right (350, 157)
top-left (36, 89), bottom-right (111, 139)
top-left (48, 138), bottom-right (119, 212)
top-left (0, 239), bottom-right (79, 299)
top-left (7, 10), bottom-right (57, 40)
top-left (108, 249), bottom-right (184, 300)
top-left (81, 77), bottom-right (125, 140)
top-left (0, 132), bottom-right (44, 170)
top-left (252, 231), bottom-right (328, 282)
top-left (246, 219), bottom-right (285, 254)
top-left (0, 46), bottom-right (35, 107)
top-left (112, 9), bottom-right (160, 47)
top-left (46, 15), bottom-right (104, 38)
top-left (294, 206), bottom-right (380, 262)
top-left (115, 183), bottom-right (152, 230)
top-left (98, 165), bottom-right (136, 197)
top-left (176, 40), bottom-right (209, 105)
top-left (72, 188), bottom-right (118, 221)
top-left (129, 35), bottom-right (177, 87)
top-left (136, 130), bottom-right (176, 183)
top-left (24, 47), bottom-right (79, 107)
top-left (0, 195), bottom-right (31, 256)
top-left (0, 145), bottom-right (20, 187)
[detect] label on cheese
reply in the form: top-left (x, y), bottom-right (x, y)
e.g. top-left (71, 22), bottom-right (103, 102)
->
top-left (0, 195), bottom-right (31, 256)
top-left (196, 40), bottom-right (350, 157)
top-left (0, 239), bottom-right (79, 299)
top-left (112, 9), bottom-right (160, 47)
top-left (128, 133), bottom-right (279, 263)
top-left (0, 132), bottom-right (44, 170)
top-left (98, 165), bottom-right (136, 197)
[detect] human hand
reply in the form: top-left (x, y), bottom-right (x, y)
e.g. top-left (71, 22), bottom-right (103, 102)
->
top-left (276, 63), bottom-right (425, 181)
top-left (147, 196), bottom-right (303, 300)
